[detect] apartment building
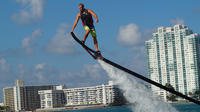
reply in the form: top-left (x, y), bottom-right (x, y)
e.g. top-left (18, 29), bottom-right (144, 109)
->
top-left (64, 81), bottom-right (120, 105)
top-left (145, 24), bottom-right (200, 100)
top-left (38, 81), bottom-right (121, 109)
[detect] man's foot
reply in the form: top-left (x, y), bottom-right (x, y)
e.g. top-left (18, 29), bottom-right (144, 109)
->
top-left (96, 50), bottom-right (101, 54)
top-left (95, 50), bottom-right (102, 59)
top-left (81, 40), bottom-right (85, 44)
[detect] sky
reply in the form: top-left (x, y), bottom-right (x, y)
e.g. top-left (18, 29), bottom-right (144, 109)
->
top-left (0, 0), bottom-right (200, 102)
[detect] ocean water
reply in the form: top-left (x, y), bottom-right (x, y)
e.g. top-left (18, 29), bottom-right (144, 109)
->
top-left (172, 103), bottom-right (200, 112)
top-left (55, 103), bottom-right (200, 112)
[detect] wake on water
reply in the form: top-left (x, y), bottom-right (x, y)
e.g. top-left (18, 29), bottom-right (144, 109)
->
top-left (98, 60), bottom-right (178, 112)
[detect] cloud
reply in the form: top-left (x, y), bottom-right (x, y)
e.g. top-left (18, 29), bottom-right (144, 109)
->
top-left (0, 58), bottom-right (10, 73)
top-left (35, 63), bottom-right (46, 70)
top-left (170, 18), bottom-right (185, 25)
top-left (117, 23), bottom-right (142, 47)
top-left (0, 58), bottom-right (17, 102)
top-left (0, 29), bottom-right (43, 58)
top-left (129, 46), bottom-right (147, 75)
top-left (45, 23), bottom-right (78, 55)
top-left (58, 63), bottom-right (108, 88)
top-left (128, 28), bottom-right (155, 75)
top-left (82, 64), bottom-right (105, 81)
top-left (36, 63), bottom-right (107, 88)
top-left (115, 23), bottom-right (156, 76)
top-left (0, 48), bottom-right (24, 58)
top-left (142, 28), bottom-right (156, 42)
top-left (17, 63), bottom-right (56, 84)
top-left (16, 62), bottom-right (108, 88)
top-left (22, 29), bottom-right (43, 55)
top-left (12, 0), bottom-right (46, 25)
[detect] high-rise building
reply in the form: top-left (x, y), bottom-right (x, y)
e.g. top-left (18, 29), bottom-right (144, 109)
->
top-left (14, 86), bottom-right (25, 111)
top-left (3, 80), bottom-right (25, 111)
top-left (3, 87), bottom-right (15, 110)
top-left (145, 25), bottom-right (200, 97)
top-left (3, 80), bottom-right (62, 112)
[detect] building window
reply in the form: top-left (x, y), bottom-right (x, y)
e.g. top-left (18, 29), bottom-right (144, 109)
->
top-left (159, 29), bottom-right (163, 33)
top-left (47, 93), bottom-right (52, 98)
top-left (47, 101), bottom-right (52, 107)
top-left (41, 94), bottom-right (45, 100)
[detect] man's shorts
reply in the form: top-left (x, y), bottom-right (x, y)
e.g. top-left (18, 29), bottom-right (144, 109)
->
top-left (84, 25), bottom-right (96, 37)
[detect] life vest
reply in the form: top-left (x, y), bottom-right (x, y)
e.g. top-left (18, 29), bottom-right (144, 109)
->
top-left (80, 9), bottom-right (93, 26)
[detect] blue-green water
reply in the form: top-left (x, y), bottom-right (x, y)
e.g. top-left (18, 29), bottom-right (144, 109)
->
top-left (172, 103), bottom-right (200, 112)
top-left (55, 103), bottom-right (200, 112)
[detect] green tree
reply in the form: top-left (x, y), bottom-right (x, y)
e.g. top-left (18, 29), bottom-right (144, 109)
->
top-left (191, 90), bottom-right (200, 100)
top-left (0, 106), bottom-right (3, 110)
top-left (165, 83), bottom-right (177, 102)
top-left (0, 106), bottom-right (11, 111)
top-left (188, 92), bottom-right (193, 96)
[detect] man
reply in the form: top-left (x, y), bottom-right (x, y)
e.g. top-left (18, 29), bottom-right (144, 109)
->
top-left (71, 3), bottom-right (100, 54)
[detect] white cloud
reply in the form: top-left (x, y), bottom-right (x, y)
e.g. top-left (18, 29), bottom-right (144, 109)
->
top-left (12, 0), bottom-right (46, 25)
top-left (35, 63), bottom-right (46, 70)
top-left (0, 58), bottom-right (10, 72)
top-left (34, 72), bottom-right (45, 81)
top-left (0, 58), bottom-right (15, 100)
top-left (22, 29), bottom-right (43, 55)
top-left (16, 62), bottom-right (108, 87)
top-left (116, 24), bottom-right (155, 76)
top-left (82, 64), bottom-right (104, 80)
top-left (117, 23), bottom-right (142, 47)
top-left (170, 18), bottom-right (185, 25)
top-left (17, 63), bottom-right (57, 84)
top-left (0, 29), bottom-right (43, 57)
top-left (45, 23), bottom-right (78, 55)
top-left (127, 28), bottom-right (155, 75)
top-left (130, 46), bottom-right (147, 74)
top-left (59, 63), bottom-right (108, 87)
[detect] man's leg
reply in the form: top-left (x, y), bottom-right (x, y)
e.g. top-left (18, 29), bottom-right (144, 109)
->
top-left (83, 29), bottom-right (90, 43)
top-left (93, 36), bottom-right (102, 58)
top-left (82, 26), bottom-right (90, 43)
top-left (90, 29), bottom-right (99, 51)
top-left (92, 36), bottom-right (99, 51)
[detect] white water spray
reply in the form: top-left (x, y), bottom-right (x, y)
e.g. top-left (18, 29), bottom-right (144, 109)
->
top-left (98, 60), bottom-right (178, 112)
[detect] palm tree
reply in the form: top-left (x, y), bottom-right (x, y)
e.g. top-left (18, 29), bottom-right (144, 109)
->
top-left (192, 90), bottom-right (200, 100)
top-left (165, 83), bottom-right (177, 102)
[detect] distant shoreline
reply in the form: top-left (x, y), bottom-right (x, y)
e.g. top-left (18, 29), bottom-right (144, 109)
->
top-left (36, 102), bottom-right (191, 112)
top-left (36, 104), bottom-right (113, 112)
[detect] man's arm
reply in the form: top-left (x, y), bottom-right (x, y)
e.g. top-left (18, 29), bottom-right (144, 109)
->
top-left (71, 13), bottom-right (80, 32)
top-left (88, 9), bottom-right (99, 23)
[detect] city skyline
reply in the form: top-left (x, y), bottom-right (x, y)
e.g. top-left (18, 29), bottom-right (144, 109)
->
top-left (3, 80), bottom-right (120, 111)
top-left (1, 0), bottom-right (200, 102)
top-left (3, 80), bottom-right (64, 111)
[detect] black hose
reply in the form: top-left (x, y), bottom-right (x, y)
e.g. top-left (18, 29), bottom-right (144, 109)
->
top-left (101, 57), bottom-right (200, 106)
